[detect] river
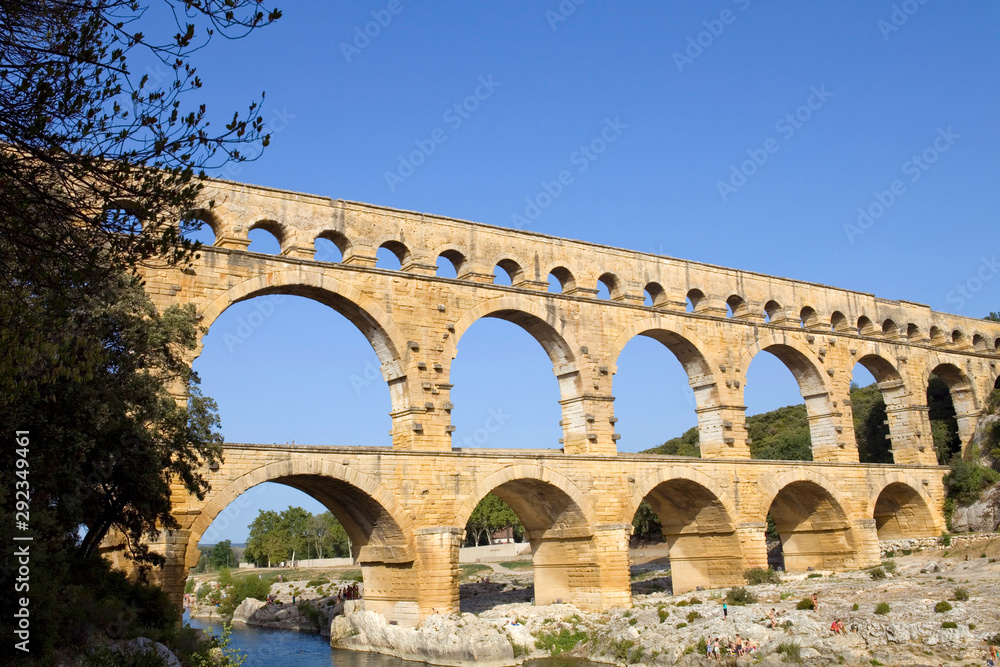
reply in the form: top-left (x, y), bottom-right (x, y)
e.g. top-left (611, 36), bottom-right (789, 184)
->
top-left (184, 612), bottom-right (599, 667)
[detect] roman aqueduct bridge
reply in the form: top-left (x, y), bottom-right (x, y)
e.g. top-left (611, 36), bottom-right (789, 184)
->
top-left (136, 178), bottom-right (1000, 624)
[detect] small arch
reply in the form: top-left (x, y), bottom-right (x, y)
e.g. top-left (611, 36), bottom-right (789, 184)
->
top-left (952, 329), bottom-right (965, 346)
top-left (644, 282), bottom-right (666, 307)
top-left (548, 266), bottom-right (575, 294)
top-left (929, 326), bottom-right (946, 344)
top-left (873, 480), bottom-right (938, 539)
top-left (907, 323), bottom-right (920, 339)
top-left (726, 294), bottom-right (748, 318)
top-left (597, 272), bottom-right (619, 300)
top-left (799, 306), bottom-right (818, 329)
top-left (995, 337), bottom-right (1000, 353)
top-left (494, 258), bottom-right (523, 286)
top-left (436, 249), bottom-right (466, 279)
top-left (972, 333), bottom-right (986, 351)
top-left (857, 316), bottom-right (875, 335)
top-left (764, 300), bottom-right (782, 323)
top-left (248, 219), bottom-right (285, 251)
top-left (181, 208), bottom-right (219, 245)
top-left (686, 289), bottom-right (705, 312)
top-left (377, 240), bottom-right (410, 270)
top-left (831, 311), bottom-right (848, 332)
top-left (104, 205), bottom-right (143, 236)
top-left (314, 230), bottom-right (350, 263)
top-left (881, 319), bottom-right (898, 337)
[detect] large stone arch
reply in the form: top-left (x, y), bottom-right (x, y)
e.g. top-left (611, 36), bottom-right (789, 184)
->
top-left (448, 296), bottom-right (589, 451)
top-left (757, 470), bottom-right (859, 572)
top-left (626, 467), bottom-right (742, 593)
top-left (742, 334), bottom-right (842, 460)
top-left (923, 358), bottom-right (979, 456)
top-left (184, 457), bottom-right (417, 621)
top-left (454, 464), bottom-right (602, 607)
top-left (869, 472), bottom-right (942, 539)
top-left (609, 317), bottom-right (739, 457)
top-left (197, 270), bottom-right (410, 412)
top-left (851, 348), bottom-right (919, 464)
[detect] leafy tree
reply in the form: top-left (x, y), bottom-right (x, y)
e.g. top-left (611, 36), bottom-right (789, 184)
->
top-left (985, 312), bottom-right (1000, 322)
top-left (209, 539), bottom-right (237, 570)
top-left (311, 511), bottom-right (350, 559)
top-left (851, 383), bottom-right (893, 463)
top-left (244, 507), bottom-right (350, 564)
top-left (465, 493), bottom-right (523, 546)
top-left (244, 510), bottom-right (283, 567)
top-left (631, 501), bottom-right (663, 543)
top-left (928, 375), bottom-right (961, 464)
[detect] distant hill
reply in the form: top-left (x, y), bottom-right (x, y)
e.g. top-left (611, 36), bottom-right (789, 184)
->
top-left (642, 382), bottom-right (897, 463)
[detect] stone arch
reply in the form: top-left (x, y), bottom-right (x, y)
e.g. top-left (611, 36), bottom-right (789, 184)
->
top-left (247, 218), bottom-right (286, 248)
top-left (493, 257), bottom-right (524, 285)
top-left (455, 465), bottom-right (599, 606)
top-left (869, 473), bottom-right (942, 539)
top-left (831, 310), bottom-right (849, 332)
top-left (611, 317), bottom-right (736, 457)
top-left (881, 319), bottom-right (899, 337)
top-left (314, 230), bottom-right (351, 261)
top-left (198, 271), bottom-right (410, 412)
top-left (742, 334), bottom-right (839, 459)
top-left (857, 316), bottom-right (875, 336)
top-left (924, 359), bottom-right (979, 455)
top-left (799, 306), bottom-right (819, 328)
top-left (644, 282), bottom-right (666, 307)
top-left (764, 300), bottom-right (782, 323)
top-left (184, 457), bottom-right (414, 570)
top-left (448, 296), bottom-right (586, 450)
top-left (433, 244), bottom-right (467, 278)
top-left (183, 207), bottom-right (222, 240)
top-left (548, 265), bottom-right (576, 293)
top-left (183, 456), bottom-right (417, 621)
top-left (686, 288), bottom-right (705, 311)
top-left (951, 329), bottom-right (965, 346)
top-left (449, 296), bottom-right (580, 371)
top-left (376, 239), bottom-right (411, 269)
top-left (758, 470), bottom-right (858, 572)
top-left (597, 272), bottom-right (620, 300)
top-left (852, 350), bottom-right (907, 463)
top-left (726, 294), bottom-right (748, 318)
top-left (626, 468), bottom-right (742, 593)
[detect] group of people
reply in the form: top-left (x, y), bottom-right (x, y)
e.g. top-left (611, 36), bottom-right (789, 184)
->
top-left (337, 583), bottom-right (361, 602)
top-left (986, 643), bottom-right (999, 667)
top-left (704, 635), bottom-right (758, 659)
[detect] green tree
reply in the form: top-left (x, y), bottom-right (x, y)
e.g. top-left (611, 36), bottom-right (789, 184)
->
top-left (985, 312), bottom-right (1000, 322)
top-left (851, 383), bottom-right (893, 463)
top-left (928, 375), bottom-right (960, 464)
top-left (465, 493), bottom-right (523, 546)
top-left (647, 426), bottom-right (701, 457)
top-left (210, 539), bottom-right (237, 570)
top-left (244, 510), bottom-right (283, 567)
top-left (312, 512), bottom-right (350, 558)
top-left (631, 501), bottom-right (663, 543)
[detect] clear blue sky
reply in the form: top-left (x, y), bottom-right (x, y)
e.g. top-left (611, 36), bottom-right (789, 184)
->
top-left (182, 1), bottom-right (1000, 544)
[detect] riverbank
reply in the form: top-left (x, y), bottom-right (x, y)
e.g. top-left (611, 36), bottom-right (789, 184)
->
top-left (189, 536), bottom-right (1000, 665)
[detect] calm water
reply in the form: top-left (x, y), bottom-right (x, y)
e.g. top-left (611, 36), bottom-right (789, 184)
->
top-left (184, 612), bottom-right (598, 667)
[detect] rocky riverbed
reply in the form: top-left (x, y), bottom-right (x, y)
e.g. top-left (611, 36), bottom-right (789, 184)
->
top-left (190, 535), bottom-right (1000, 666)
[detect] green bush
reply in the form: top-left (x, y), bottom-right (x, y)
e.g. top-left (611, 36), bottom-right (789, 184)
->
top-left (220, 574), bottom-right (272, 619)
top-left (875, 602), bottom-right (890, 615)
top-left (953, 587), bottom-right (969, 601)
top-left (726, 586), bottom-right (757, 606)
top-left (675, 622), bottom-right (687, 629)
top-left (881, 559), bottom-right (897, 574)
top-left (611, 638), bottom-right (635, 662)
top-left (776, 641), bottom-right (801, 663)
top-left (940, 621), bottom-right (958, 629)
top-left (307, 578), bottom-right (330, 587)
top-left (796, 598), bottom-right (814, 610)
top-left (657, 606), bottom-right (669, 622)
top-left (852, 603), bottom-right (859, 611)
top-left (535, 628), bottom-right (588, 656)
top-left (697, 637), bottom-right (707, 655)
top-left (869, 567), bottom-right (886, 580)
top-left (934, 601), bottom-right (952, 613)
top-left (184, 579), bottom-right (195, 594)
top-left (743, 567), bottom-right (781, 585)
top-left (945, 456), bottom-right (999, 505)
top-left (82, 645), bottom-right (167, 667)
top-left (686, 610), bottom-right (701, 623)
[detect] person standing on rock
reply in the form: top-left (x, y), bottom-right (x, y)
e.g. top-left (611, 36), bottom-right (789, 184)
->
top-left (811, 593), bottom-right (818, 611)
top-left (722, 601), bottom-right (727, 619)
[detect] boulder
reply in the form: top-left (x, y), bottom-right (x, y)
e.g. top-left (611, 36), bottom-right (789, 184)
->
top-left (231, 597), bottom-right (266, 624)
top-left (113, 637), bottom-right (181, 667)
